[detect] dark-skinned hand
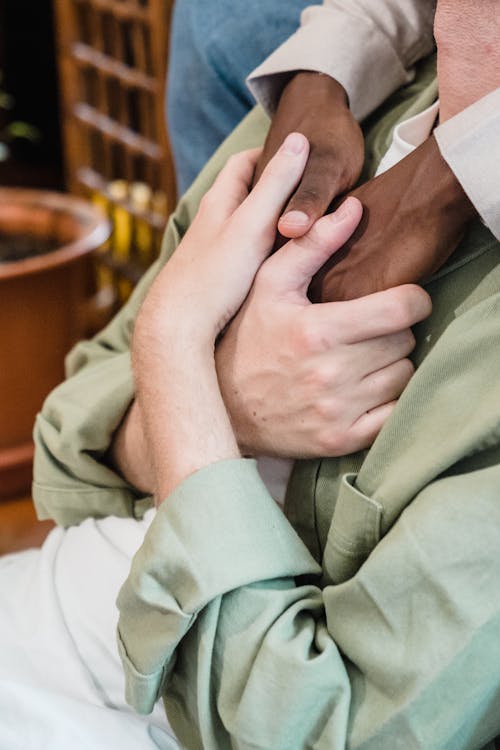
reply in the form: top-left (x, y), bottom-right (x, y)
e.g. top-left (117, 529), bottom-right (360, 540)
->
top-left (253, 70), bottom-right (364, 239)
top-left (309, 135), bottom-right (478, 303)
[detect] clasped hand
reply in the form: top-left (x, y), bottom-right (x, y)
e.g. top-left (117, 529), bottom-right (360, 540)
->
top-left (255, 71), bottom-right (475, 304)
top-left (131, 135), bottom-right (430, 499)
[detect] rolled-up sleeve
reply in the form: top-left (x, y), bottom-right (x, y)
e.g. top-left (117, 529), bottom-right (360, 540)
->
top-left (435, 87), bottom-right (500, 241)
top-left (116, 458), bottom-right (320, 714)
top-left (33, 231), bottom-right (170, 526)
top-left (116, 458), bottom-right (500, 749)
top-left (33, 351), bottom-right (141, 526)
top-left (247, 0), bottom-right (436, 121)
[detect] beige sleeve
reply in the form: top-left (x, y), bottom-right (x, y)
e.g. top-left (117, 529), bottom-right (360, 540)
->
top-left (247, 0), bottom-right (436, 121)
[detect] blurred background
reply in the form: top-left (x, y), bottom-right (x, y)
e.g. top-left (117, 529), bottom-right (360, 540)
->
top-left (0, 0), bottom-right (176, 550)
top-left (0, 0), bottom-right (63, 188)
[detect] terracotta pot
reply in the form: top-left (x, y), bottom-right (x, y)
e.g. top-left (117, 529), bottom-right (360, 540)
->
top-left (0, 188), bottom-right (110, 499)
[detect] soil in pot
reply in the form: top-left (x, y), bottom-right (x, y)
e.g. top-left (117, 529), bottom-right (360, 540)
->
top-left (0, 231), bottom-right (60, 263)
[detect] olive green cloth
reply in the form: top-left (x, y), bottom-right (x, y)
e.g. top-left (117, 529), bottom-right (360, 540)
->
top-left (33, 56), bottom-right (500, 748)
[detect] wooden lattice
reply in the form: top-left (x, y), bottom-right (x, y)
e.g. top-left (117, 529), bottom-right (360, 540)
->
top-left (53, 0), bottom-right (176, 323)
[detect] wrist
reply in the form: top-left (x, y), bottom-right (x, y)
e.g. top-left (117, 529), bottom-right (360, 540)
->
top-left (134, 345), bottom-right (239, 503)
top-left (134, 300), bottom-right (215, 370)
top-left (281, 71), bottom-right (349, 112)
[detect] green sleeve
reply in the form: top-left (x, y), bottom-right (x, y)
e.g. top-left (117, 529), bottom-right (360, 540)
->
top-left (32, 229), bottom-right (169, 526)
top-left (117, 458), bottom-right (500, 749)
top-left (32, 107), bottom-right (270, 527)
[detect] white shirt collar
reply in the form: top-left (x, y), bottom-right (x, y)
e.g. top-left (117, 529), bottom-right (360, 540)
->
top-left (376, 100), bottom-right (440, 176)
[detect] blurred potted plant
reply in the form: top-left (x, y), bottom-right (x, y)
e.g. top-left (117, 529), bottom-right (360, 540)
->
top-left (0, 71), bottom-right (40, 163)
top-left (0, 73), bottom-right (110, 499)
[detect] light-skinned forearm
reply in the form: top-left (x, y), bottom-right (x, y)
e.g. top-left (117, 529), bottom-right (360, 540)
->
top-left (109, 350), bottom-right (239, 501)
top-left (133, 338), bottom-right (239, 503)
top-left (108, 399), bottom-right (155, 495)
top-left (110, 137), bottom-right (311, 498)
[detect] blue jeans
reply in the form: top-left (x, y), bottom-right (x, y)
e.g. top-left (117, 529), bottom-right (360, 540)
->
top-left (166, 0), bottom-right (311, 194)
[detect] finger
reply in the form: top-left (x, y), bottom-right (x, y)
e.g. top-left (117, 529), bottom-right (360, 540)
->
top-left (200, 148), bottom-right (263, 223)
top-left (359, 358), bottom-right (415, 413)
top-left (233, 133), bottom-right (310, 246)
top-left (252, 139), bottom-right (273, 187)
top-left (345, 401), bottom-right (398, 453)
top-left (258, 197), bottom-right (363, 295)
top-left (351, 329), bottom-right (416, 376)
top-left (277, 149), bottom-right (345, 238)
top-left (323, 357), bottom-right (414, 431)
top-left (316, 285), bottom-right (432, 344)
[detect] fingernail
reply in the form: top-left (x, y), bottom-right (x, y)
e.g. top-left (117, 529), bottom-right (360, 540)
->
top-left (331, 197), bottom-right (355, 223)
top-left (281, 132), bottom-right (306, 155)
top-left (282, 210), bottom-right (309, 227)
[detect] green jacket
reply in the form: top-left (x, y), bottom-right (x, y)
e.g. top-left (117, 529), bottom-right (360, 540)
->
top-left (33, 57), bottom-right (500, 749)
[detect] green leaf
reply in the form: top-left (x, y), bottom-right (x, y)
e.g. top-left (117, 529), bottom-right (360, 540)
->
top-left (6, 122), bottom-right (41, 141)
top-left (0, 92), bottom-right (14, 110)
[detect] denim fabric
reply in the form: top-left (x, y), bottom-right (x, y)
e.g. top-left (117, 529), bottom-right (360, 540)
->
top-left (166, 0), bottom-right (310, 194)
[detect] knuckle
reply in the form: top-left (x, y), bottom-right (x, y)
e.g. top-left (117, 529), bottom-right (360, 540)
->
top-left (307, 148), bottom-right (340, 177)
top-left (306, 214), bottom-right (342, 249)
top-left (385, 289), bottom-right (416, 329)
top-left (292, 185), bottom-right (323, 208)
top-left (399, 357), bottom-right (415, 381)
top-left (198, 189), bottom-right (216, 213)
top-left (375, 358), bottom-right (414, 395)
top-left (225, 153), bottom-right (241, 169)
top-left (313, 397), bottom-right (335, 422)
top-left (295, 319), bottom-right (325, 354)
top-left (391, 329), bottom-right (416, 358)
top-left (304, 366), bottom-right (330, 391)
top-left (389, 285), bottom-right (431, 328)
top-left (403, 329), bottom-right (416, 352)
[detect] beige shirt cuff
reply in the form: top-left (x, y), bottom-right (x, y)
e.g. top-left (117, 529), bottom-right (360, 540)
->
top-left (247, 1), bottom-right (435, 121)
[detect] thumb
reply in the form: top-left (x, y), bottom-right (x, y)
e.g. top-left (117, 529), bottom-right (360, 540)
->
top-left (277, 149), bottom-right (347, 239)
top-left (261, 197), bottom-right (363, 296)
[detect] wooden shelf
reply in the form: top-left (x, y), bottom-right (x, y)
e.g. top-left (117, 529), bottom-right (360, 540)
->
top-left (53, 0), bottom-right (176, 313)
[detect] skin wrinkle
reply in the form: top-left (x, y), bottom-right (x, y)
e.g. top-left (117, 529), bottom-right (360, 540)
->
top-left (435, 0), bottom-right (500, 121)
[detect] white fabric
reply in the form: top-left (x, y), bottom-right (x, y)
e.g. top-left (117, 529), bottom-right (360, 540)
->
top-left (0, 511), bottom-right (179, 750)
top-left (376, 100), bottom-right (439, 176)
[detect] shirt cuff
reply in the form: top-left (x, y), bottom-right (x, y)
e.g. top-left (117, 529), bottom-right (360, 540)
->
top-left (434, 88), bottom-right (500, 241)
top-left (247, 9), bottom-right (414, 122)
top-left (117, 457), bottom-right (320, 713)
